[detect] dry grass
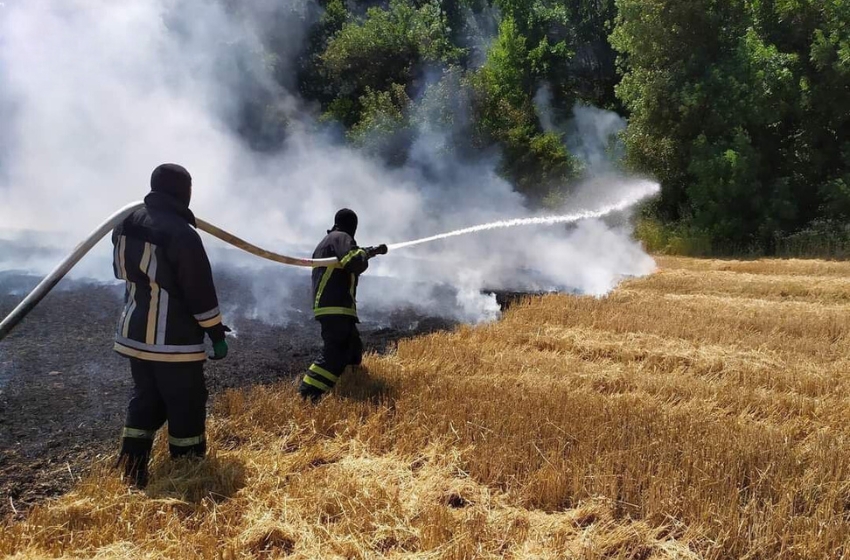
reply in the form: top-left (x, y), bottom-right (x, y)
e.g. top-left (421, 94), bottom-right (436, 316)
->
top-left (630, 268), bottom-right (850, 304)
top-left (2, 256), bottom-right (849, 559)
top-left (654, 256), bottom-right (850, 278)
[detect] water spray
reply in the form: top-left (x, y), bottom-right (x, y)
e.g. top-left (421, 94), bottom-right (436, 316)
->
top-left (0, 185), bottom-right (656, 341)
top-left (388, 188), bottom-right (656, 251)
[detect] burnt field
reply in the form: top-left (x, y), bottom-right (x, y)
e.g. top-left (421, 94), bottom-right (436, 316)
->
top-left (0, 265), bottom-right (460, 519)
top-left (3, 256), bottom-right (848, 559)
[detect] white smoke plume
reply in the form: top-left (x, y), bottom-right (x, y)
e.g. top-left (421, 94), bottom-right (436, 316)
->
top-left (0, 0), bottom-right (657, 324)
top-left (567, 104), bottom-right (627, 175)
top-left (535, 83), bottom-right (627, 175)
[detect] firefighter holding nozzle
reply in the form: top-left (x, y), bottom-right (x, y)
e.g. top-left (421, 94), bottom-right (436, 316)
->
top-left (299, 209), bottom-right (387, 402)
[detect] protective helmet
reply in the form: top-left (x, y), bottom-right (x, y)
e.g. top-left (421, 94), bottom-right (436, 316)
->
top-left (333, 208), bottom-right (358, 236)
top-left (151, 163), bottom-right (192, 206)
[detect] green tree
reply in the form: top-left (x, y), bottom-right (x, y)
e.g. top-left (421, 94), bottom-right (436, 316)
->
top-left (320, 0), bottom-right (461, 127)
top-left (806, 0), bottom-right (850, 223)
top-left (349, 83), bottom-right (414, 164)
top-left (473, 17), bottom-right (580, 199)
top-left (611, 0), bottom-right (749, 224)
top-left (612, 0), bottom-right (849, 249)
top-left (298, 0), bottom-right (350, 105)
top-left (495, 0), bottom-right (619, 109)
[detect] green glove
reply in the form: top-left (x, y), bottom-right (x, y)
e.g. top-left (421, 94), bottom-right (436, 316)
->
top-left (210, 339), bottom-right (228, 361)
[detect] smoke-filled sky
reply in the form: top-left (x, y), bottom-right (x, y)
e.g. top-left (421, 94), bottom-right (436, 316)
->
top-left (0, 0), bottom-right (658, 323)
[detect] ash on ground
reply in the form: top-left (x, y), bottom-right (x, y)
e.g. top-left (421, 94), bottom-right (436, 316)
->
top-left (0, 265), bottom-right (463, 520)
top-left (0, 253), bottom-right (548, 520)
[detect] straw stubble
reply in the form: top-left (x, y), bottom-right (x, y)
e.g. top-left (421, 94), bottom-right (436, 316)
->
top-left (2, 256), bottom-right (848, 559)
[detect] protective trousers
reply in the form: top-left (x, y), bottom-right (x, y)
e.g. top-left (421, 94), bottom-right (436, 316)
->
top-left (118, 358), bottom-right (208, 485)
top-left (299, 316), bottom-right (362, 401)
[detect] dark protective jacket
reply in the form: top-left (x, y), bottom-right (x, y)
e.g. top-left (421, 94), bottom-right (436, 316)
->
top-left (111, 191), bottom-right (225, 362)
top-left (311, 230), bottom-right (369, 320)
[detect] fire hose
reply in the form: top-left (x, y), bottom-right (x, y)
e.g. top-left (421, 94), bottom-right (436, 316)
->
top-left (0, 201), bottom-right (341, 342)
top-left (0, 184), bottom-right (657, 342)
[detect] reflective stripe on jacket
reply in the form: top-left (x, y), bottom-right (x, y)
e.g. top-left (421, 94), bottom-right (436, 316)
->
top-left (311, 230), bottom-right (369, 320)
top-left (112, 192), bottom-right (224, 362)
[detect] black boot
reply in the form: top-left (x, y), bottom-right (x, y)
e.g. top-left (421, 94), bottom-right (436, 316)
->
top-left (299, 382), bottom-right (325, 403)
top-left (117, 451), bottom-right (150, 489)
top-left (169, 436), bottom-right (207, 460)
top-left (117, 434), bottom-right (154, 489)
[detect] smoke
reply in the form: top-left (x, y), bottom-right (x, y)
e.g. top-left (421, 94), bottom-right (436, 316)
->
top-left (534, 85), bottom-right (558, 134)
top-left (535, 83), bottom-right (627, 175)
top-left (0, 0), bottom-right (657, 325)
top-left (567, 104), bottom-right (627, 175)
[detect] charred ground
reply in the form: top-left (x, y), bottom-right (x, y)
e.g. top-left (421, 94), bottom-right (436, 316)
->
top-left (0, 266), bottom-right (463, 519)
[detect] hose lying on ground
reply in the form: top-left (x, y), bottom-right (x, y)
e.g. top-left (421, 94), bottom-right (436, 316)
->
top-left (0, 201), bottom-right (338, 341)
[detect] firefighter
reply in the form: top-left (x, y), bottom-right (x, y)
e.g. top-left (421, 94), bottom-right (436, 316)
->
top-left (299, 209), bottom-right (387, 401)
top-left (112, 163), bottom-right (228, 488)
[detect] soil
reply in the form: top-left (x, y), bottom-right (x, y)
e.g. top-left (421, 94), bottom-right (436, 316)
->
top-left (0, 266), bottom-right (528, 521)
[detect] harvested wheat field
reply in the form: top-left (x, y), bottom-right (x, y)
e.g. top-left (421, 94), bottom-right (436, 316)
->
top-left (2, 256), bottom-right (849, 560)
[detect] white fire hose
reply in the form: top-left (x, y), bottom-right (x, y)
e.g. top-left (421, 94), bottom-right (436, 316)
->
top-left (0, 185), bottom-right (656, 341)
top-left (0, 201), bottom-right (340, 341)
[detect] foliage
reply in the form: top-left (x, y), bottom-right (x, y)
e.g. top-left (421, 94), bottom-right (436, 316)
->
top-left (349, 83), bottom-right (414, 164)
top-left (612, 0), bottom-right (850, 251)
top-left (218, 0), bottom-right (849, 252)
top-left (469, 17), bottom-right (581, 198)
top-left (319, 0), bottom-right (461, 127)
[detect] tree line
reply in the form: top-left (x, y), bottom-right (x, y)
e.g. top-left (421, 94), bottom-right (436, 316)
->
top-left (210, 0), bottom-right (849, 255)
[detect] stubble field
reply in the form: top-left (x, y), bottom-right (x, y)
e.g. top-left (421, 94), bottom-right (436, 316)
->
top-left (1, 256), bottom-right (848, 559)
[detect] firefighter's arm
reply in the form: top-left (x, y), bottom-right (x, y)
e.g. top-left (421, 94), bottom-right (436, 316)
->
top-left (332, 233), bottom-right (369, 275)
top-left (169, 229), bottom-right (227, 343)
top-left (111, 227), bottom-right (124, 281)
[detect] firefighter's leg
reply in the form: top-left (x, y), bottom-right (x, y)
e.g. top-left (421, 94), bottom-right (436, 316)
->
top-left (347, 324), bottom-right (363, 367)
top-left (119, 358), bottom-right (166, 488)
top-left (299, 317), bottom-right (353, 401)
top-left (155, 361), bottom-right (208, 459)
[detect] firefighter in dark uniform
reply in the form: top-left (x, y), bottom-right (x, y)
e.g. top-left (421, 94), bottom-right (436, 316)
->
top-left (299, 209), bottom-right (387, 401)
top-left (112, 163), bottom-right (228, 487)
